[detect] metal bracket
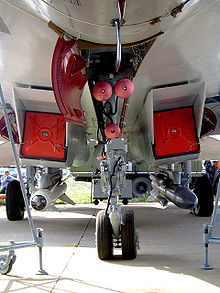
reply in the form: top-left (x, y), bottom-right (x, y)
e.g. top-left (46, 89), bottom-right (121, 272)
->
top-left (36, 228), bottom-right (48, 275)
top-left (0, 83), bottom-right (47, 275)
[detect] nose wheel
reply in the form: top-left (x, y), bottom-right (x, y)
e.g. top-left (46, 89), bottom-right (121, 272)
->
top-left (96, 209), bottom-right (138, 260)
top-left (96, 210), bottom-right (113, 260)
top-left (121, 210), bottom-right (137, 260)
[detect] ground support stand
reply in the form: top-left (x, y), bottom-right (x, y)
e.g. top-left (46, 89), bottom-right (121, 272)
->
top-left (0, 84), bottom-right (47, 275)
top-left (201, 180), bottom-right (220, 270)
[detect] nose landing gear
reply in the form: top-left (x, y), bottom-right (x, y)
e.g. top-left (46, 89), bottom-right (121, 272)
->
top-left (95, 138), bottom-right (139, 260)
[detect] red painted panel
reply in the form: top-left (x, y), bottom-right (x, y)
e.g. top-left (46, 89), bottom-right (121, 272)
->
top-left (153, 107), bottom-right (199, 158)
top-left (51, 37), bottom-right (88, 126)
top-left (20, 112), bottom-right (66, 161)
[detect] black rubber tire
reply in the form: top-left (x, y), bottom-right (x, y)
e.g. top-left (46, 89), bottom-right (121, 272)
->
top-left (6, 180), bottom-right (25, 221)
top-left (121, 210), bottom-right (137, 260)
top-left (96, 210), bottom-right (113, 260)
top-left (0, 258), bottom-right (14, 275)
top-left (132, 177), bottom-right (152, 197)
top-left (193, 175), bottom-right (214, 217)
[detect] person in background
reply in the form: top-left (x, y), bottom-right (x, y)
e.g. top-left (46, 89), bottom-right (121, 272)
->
top-left (0, 171), bottom-right (15, 194)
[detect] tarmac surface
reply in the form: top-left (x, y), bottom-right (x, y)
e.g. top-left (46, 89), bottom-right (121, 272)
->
top-left (1, 202), bottom-right (220, 293)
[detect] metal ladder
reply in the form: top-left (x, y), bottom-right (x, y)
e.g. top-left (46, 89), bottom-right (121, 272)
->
top-left (0, 84), bottom-right (47, 275)
top-left (201, 179), bottom-right (220, 270)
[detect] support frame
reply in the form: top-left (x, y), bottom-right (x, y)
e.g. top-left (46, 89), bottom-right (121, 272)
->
top-left (0, 84), bottom-right (47, 275)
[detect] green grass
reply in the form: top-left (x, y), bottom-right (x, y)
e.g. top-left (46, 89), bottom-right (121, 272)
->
top-left (62, 178), bottom-right (150, 204)
top-left (63, 178), bottom-right (92, 204)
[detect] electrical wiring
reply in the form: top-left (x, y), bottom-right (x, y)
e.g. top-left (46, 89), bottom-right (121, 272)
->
top-left (105, 156), bottom-right (122, 215)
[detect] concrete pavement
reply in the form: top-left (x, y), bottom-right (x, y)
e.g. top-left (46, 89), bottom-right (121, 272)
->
top-left (1, 203), bottom-right (220, 292)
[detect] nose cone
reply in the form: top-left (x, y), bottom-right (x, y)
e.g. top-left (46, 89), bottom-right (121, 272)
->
top-left (114, 78), bottom-right (134, 98)
top-left (92, 81), bottom-right (112, 101)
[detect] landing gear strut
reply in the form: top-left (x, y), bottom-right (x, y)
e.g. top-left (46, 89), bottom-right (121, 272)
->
top-left (95, 138), bottom-right (139, 260)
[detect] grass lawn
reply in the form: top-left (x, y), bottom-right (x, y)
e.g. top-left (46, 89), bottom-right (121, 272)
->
top-left (65, 178), bottom-right (92, 204)
top-left (64, 178), bottom-right (149, 204)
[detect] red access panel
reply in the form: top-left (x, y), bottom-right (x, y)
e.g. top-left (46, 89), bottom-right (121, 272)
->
top-left (20, 111), bottom-right (67, 161)
top-left (153, 107), bottom-right (199, 159)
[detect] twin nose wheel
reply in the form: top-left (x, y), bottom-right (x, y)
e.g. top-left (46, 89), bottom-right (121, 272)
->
top-left (96, 210), bottom-right (137, 260)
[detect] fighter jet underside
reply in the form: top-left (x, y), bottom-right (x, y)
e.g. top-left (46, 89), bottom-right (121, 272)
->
top-left (0, 0), bottom-right (220, 260)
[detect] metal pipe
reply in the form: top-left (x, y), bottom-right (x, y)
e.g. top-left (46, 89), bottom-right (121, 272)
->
top-left (183, 161), bottom-right (192, 187)
top-left (0, 242), bottom-right (37, 252)
top-left (37, 228), bottom-right (47, 274)
top-left (0, 84), bottom-right (38, 243)
top-left (115, 19), bottom-right (121, 72)
top-left (209, 179), bottom-right (220, 239)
